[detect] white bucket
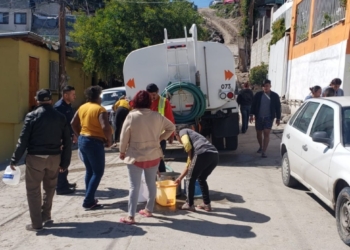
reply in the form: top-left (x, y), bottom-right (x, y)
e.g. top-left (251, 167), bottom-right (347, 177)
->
top-left (138, 172), bottom-right (149, 203)
top-left (2, 165), bottom-right (21, 186)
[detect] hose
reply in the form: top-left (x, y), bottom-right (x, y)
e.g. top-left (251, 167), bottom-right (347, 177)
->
top-left (161, 82), bottom-right (206, 123)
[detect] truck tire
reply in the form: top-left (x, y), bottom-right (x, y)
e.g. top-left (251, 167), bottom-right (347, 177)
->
top-left (212, 136), bottom-right (224, 150)
top-left (336, 187), bottom-right (350, 246)
top-left (225, 136), bottom-right (238, 150)
top-left (281, 152), bottom-right (298, 187)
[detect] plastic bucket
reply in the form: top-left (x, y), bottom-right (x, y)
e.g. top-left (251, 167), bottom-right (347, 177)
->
top-left (184, 179), bottom-right (202, 198)
top-left (156, 180), bottom-right (177, 206)
top-left (159, 172), bottom-right (181, 196)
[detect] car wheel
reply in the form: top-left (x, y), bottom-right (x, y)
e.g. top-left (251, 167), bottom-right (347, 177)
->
top-left (281, 152), bottom-right (298, 187)
top-left (336, 187), bottom-right (350, 246)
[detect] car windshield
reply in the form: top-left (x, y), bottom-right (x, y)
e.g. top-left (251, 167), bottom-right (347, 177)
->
top-left (101, 91), bottom-right (125, 106)
top-left (343, 107), bottom-right (350, 146)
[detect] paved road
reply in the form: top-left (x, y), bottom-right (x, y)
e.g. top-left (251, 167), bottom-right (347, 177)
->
top-left (0, 124), bottom-right (348, 249)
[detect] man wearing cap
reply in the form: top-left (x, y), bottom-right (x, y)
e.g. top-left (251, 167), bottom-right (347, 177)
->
top-left (10, 89), bottom-right (72, 232)
top-left (146, 83), bottom-right (175, 172)
top-left (54, 85), bottom-right (76, 195)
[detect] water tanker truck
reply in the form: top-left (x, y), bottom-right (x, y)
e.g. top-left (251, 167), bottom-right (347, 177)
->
top-left (123, 24), bottom-right (239, 150)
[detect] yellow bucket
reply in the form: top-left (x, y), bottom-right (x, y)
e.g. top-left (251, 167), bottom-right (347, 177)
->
top-left (156, 180), bottom-right (177, 206)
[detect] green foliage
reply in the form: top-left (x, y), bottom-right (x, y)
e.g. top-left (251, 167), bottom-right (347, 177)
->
top-left (249, 62), bottom-right (268, 85)
top-left (211, 3), bottom-right (240, 19)
top-left (70, 0), bottom-right (206, 77)
top-left (269, 18), bottom-right (285, 50)
top-left (240, 0), bottom-right (251, 37)
top-left (340, 0), bottom-right (347, 8)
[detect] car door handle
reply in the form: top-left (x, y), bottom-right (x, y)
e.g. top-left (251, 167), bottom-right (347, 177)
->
top-left (286, 133), bottom-right (290, 139)
top-left (302, 144), bottom-right (308, 151)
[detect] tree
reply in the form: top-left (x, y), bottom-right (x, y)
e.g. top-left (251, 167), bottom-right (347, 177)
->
top-left (249, 62), bottom-right (268, 86)
top-left (70, 0), bottom-right (207, 78)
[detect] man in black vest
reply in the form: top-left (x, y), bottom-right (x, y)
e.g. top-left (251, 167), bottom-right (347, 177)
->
top-left (250, 79), bottom-right (281, 158)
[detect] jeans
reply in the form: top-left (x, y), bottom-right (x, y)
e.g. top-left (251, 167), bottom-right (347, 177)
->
top-left (78, 136), bottom-right (105, 207)
top-left (127, 164), bottom-right (159, 217)
top-left (114, 107), bottom-right (129, 142)
top-left (240, 105), bottom-right (251, 133)
top-left (159, 140), bottom-right (166, 172)
top-left (186, 152), bottom-right (218, 206)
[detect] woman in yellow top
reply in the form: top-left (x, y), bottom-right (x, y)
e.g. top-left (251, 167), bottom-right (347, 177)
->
top-left (112, 95), bottom-right (131, 147)
top-left (71, 86), bottom-right (112, 210)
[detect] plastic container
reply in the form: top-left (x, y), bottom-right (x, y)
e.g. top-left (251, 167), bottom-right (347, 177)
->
top-left (138, 172), bottom-right (149, 203)
top-left (2, 166), bottom-right (21, 186)
top-left (158, 172), bottom-right (181, 196)
top-left (184, 179), bottom-right (202, 198)
top-left (156, 180), bottom-right (177, 206)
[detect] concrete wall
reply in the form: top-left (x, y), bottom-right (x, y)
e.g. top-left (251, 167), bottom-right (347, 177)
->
top-left (250, 32), bottom-right (271, 69)
top-left (287, 41), bottom-right (347, 101)
top-left (0, 38), bottom-right (91, 164)
top-left (0, 8), bottom-right (32, 32)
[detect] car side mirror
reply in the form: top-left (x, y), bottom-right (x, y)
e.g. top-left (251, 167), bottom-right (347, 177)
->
top-left (312, 131), bottom-right (330, 146)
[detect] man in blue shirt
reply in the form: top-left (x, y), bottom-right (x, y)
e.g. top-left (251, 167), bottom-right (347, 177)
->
top-left (54, 86), bottom-right (77, 195)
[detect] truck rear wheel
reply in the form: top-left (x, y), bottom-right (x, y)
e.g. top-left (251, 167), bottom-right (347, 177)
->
top-left (225, 136), bottom-right (238, 150)
top-left (212, 136), bottom-right (224, 150)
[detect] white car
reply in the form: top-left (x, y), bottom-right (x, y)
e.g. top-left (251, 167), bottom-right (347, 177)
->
top-left (100, 87), bottom-right (126, 113)
top-left (280, 97), bottom-right (350, 246)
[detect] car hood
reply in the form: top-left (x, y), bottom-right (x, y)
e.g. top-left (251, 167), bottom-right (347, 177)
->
top-left (103, 105), bottom-right (113, 112)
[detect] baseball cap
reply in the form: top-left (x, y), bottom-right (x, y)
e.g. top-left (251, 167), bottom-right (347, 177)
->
top-left (36, 89), bottom-right (52, 102)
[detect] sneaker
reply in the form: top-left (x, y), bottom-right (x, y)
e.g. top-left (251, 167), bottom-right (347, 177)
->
top-left (56, 188), bottom-right (75, 195)
top-left (180, 203), bottom-right (196, 212)
top-left (83, 204), bottom-right (104, 211)
top-left (257, 148), bottom-right (262, 153)
top-left (261, 152), bottom-right (267, 158)
top-left (196, 203), bottom-right (212, 211)
top-left (26, 224), bottom-right (43, 232)
top-left (42, 217), bottom-right (53, 225)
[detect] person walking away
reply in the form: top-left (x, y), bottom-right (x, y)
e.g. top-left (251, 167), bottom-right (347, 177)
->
top-left (322, 78), bottom-right (344, 96)
top-left (71, 86), bottom-right (113, 210)
top-left (119, 90), bottom-right (175, 224)
top-left (174, 129), bottom-right (219, 211)
top-left (237, 82), bottom-right (254, 134)
top-left (54, 85), bottom-right (76, 195)
top-left (111, 95), bottom-right (131, 148)
top-left (305, 85), bottom-right (322, 101)
top-left (146, 83), bottom-right (175, 173)
top-left (250, 79), bottom-right (281, 158)
top-left (10, 89), bottom-right (71, 231)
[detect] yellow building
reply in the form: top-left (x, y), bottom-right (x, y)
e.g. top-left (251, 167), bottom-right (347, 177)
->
top-left (0, 32), bottom-right (91, 164)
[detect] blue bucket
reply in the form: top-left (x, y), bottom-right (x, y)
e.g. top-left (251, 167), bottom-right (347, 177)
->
top-left (184, 179), bottom-right (202, 198)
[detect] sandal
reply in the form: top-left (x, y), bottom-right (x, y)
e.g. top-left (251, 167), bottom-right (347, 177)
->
top-left (120, 217), bottom-right (135, 225)
top-left (180, 203), bottom-right (196, 212)
top-left (139, 209), bottom-right (152, 217)
top-left (196, 203), bottom-right (212, 211)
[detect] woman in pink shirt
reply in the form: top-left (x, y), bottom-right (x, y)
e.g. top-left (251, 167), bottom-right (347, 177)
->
top-left (119, 90), bottom-right (175, 224)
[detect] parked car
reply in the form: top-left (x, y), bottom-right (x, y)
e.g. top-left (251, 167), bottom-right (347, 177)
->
top-left (209, 0), bottom-right (223, 7)
top-left (100, 87), bottom-right (126, 114)
top-left (280, 97), bottom-right (350, 246)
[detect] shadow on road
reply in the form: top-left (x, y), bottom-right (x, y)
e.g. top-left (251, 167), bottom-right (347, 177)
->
top-left (37, 220), bottom-right (146, 238)
top-left (70, 188), bottom-right (129, 200)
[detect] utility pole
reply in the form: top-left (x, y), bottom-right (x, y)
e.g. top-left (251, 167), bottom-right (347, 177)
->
top-left (59, 0), bottom-right (66, 97)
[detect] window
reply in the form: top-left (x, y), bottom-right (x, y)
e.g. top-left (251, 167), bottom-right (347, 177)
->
top-left (289, 103), bottom-right (307, 126)
top-left (310, 105), bottom-right (334, 140)
top-left (312, 0), bottom-right (346, 35)
top-left (0, 12), bottom-right (9, 24)
top-left (342, 108), bottom-right (350, 146)
top-left (49, 61), bottom-right (59, 92)
top-left (293, 102), bottom-right (319, 134)
top-left (14, 13), bottom-right (27, 24)
top-left (295, 0), bottom-right (312, 44)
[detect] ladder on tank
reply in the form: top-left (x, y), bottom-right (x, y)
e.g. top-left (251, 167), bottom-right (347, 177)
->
top-left (164, 27), bottom-right (192, 83)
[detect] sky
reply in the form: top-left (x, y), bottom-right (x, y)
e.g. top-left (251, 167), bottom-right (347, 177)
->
top-left (192, 0), bottom-right (213, 8)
